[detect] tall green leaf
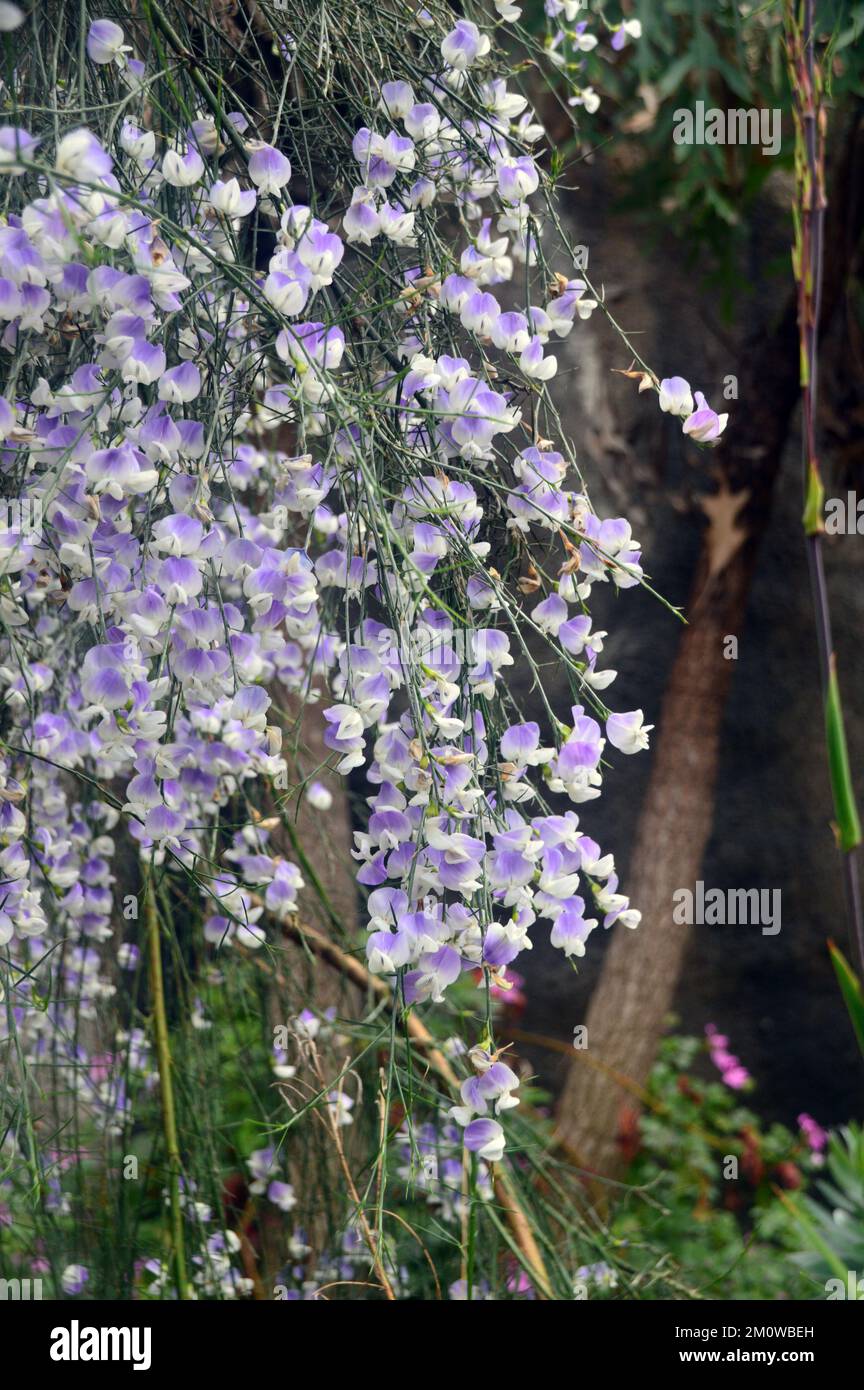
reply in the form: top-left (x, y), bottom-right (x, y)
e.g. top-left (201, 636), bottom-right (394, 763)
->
top-left (829, 941), bottom-right (864, 1060)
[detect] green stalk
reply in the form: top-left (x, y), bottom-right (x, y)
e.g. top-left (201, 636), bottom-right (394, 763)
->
top-left (785, 0), bottom-right (864, 969)
top-left (145, 876), bottom-right (190, 1299)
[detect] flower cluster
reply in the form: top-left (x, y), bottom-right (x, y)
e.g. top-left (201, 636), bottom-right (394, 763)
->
top-left (659, 376), bottom-right (729, 445)
top-left (537, 0), bottom-right (643, 117)
top-left (797, 1112), bottom-right (828, 1163)
top-left (0, 3), bottom-right (721, 1274)
top-left (396, 1111), bottom-right (495, 1217)
top-left (275, 1223), bottom-right (405, 1301)
top-left (705, 1023), bottom-right (751, 1090)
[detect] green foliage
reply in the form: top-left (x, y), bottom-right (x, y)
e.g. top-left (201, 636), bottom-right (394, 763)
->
top-left (609, 1035), bottom-right (823, 1299)
top-left (784, 1125), bottom-right (864, 1292)
top-left (522, 0), bottom-right (864, 302)
top-left (829, 942), bottom-right (864, 1060)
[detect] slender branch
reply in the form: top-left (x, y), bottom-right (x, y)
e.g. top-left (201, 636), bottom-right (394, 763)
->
top-left (145, 876), bottom-right (191, 1300)
top-left (275, 912), bottom-right (555, 1299)
top-left (786, 0), bottom-right (864, 970)
top-left (305, 1051), bottom-right (397, 1301)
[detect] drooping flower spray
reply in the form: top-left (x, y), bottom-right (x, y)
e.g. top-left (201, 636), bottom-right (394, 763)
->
top-left (0, 1), bottom-right (725, 1299)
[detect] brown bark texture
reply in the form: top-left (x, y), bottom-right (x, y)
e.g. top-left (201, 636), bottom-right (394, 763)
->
top-left (555, 110), bottom-right (864, 1175)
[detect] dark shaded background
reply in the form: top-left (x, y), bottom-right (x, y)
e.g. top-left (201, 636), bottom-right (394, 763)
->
top-left (516, 157), bottom-right (864, 1127)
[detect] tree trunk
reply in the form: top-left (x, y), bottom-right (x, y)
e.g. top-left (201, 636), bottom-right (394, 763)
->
top-left (555, 109), bottom-right (864, 1175)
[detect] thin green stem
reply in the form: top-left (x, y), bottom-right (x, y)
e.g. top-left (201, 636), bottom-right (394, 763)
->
top-left (785, 0), bottom-right (864, 970)
top-left (145, 875), bottom-right (190, 1300)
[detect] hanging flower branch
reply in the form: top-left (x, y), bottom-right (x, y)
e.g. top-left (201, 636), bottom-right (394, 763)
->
top-left (0, 0), bottom-right (727, 1299)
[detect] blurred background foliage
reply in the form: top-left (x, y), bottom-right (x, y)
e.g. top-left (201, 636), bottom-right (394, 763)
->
top-left (521, 0), bottom-right (864, 307)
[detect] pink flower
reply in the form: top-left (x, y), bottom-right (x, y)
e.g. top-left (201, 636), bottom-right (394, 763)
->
top-left (798, 1112), bottom-right (828, 1154)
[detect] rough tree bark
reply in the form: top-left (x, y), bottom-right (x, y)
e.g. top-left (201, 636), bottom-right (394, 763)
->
top-left (555, 109), bottom-right (864, 1176)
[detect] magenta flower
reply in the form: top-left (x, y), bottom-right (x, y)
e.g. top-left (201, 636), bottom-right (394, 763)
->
top-left (706, 1023), bottom-right (752, 1089)
top-left (798, 1113), bottom-right (828, 1154)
